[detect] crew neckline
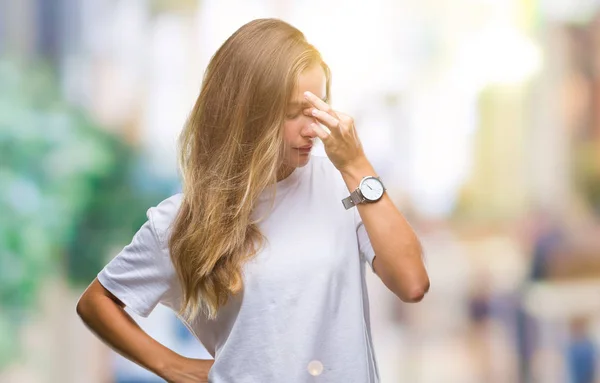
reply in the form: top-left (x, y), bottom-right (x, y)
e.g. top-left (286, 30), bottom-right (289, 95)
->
top-left (258, 156), bottom-right (311, 202)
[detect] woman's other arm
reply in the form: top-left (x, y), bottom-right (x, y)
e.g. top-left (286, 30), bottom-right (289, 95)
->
top-left (76, 278), bottom-right (213, 383)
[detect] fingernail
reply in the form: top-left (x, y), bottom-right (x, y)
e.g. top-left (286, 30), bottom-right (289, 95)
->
top-left (311, 108), bottom-right (318, 116)
top-left (304, 91), bottom-right (311, 98)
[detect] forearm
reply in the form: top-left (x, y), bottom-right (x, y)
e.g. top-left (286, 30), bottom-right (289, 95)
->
top-left (76, 280), bottom-right (185, 379)
top-left (341, 158), bottom-right (430, 301)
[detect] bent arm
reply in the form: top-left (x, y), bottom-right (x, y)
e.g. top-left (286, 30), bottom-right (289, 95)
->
top-left (76, 278), bottom-right (212, 382)
top-left (342, 159), bottom-right (430, 302)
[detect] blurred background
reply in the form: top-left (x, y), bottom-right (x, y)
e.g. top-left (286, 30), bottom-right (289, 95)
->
top-left (2, 0), bottom-right (600, 382)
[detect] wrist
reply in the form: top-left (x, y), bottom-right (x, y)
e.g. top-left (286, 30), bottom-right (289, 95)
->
top-left (340, 157), bottom-right (375, 190)
top-left (154, 352), bottom-right (187, 380)
top-left (157, 355), bottom-right (214, 383)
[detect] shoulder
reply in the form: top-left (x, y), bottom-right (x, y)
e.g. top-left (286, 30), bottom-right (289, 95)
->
top-left (146, 193), bottom-right (184, 245)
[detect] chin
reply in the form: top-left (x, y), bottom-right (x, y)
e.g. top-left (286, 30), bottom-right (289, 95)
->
top-left (291, 154), bottom-right (311, 168)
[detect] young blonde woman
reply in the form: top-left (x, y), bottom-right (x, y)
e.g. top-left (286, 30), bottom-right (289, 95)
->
top-left (76, 18), bottom-right (429, 383)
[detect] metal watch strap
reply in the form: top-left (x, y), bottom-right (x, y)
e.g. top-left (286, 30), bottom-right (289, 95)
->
top-left (342, 189), bottom-right (364, 210)
top-left (341, 176), bottom-right (385, 210)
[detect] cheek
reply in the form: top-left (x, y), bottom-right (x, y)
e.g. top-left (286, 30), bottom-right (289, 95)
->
top-left (282, 120), bottom-right (301, 148)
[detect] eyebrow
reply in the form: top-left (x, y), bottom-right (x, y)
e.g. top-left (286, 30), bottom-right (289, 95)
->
top-left (287, 96), bottom-right (328, 108)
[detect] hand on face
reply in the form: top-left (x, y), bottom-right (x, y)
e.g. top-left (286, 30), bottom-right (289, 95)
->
top-left (302, 91), bottom-right (367, 172)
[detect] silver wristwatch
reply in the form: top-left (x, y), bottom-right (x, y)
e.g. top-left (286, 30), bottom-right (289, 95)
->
top-left (341, 176), bottom-right (386, 210)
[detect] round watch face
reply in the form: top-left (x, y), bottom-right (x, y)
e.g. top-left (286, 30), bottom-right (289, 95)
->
top-left (360, 177), bottom-right (384, 201)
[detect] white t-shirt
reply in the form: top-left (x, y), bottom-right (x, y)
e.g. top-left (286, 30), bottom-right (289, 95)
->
top-left (98, 155), bottom-right (380, 382)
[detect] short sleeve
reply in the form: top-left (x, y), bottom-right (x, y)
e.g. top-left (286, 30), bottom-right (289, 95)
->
top-left (97, 206), bottom-right (180, 318)
top-left (353, 208), bottom-right (376, 272)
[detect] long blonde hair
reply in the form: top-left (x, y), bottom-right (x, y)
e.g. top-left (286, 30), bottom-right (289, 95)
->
top-left (169, 19), bottom-right (331, 320)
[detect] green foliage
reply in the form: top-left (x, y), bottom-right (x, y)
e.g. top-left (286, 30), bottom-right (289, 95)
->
top-left (0, 58), bottom-right (172, 368)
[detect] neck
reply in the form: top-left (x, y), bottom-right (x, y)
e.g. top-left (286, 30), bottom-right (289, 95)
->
top-left (276, 164), bottom-right (295, 182)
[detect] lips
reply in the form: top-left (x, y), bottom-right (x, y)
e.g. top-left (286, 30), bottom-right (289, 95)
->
top-left (296, 145), bottom-right (312, 152)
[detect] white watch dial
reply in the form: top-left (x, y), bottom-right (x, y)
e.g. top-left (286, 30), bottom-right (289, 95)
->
top-left (360, 178), bottom-right (384, 201)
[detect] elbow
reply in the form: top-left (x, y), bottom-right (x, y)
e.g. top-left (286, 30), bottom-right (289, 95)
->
top-left (399, 278), bottom-right (430, 303)
top-left (76, 280), bottom-right (125, 323)
top-left (398, 244), bottom-right (429, 303)
top-left (401, 288), bottom-right (427, 303)
top-left (76, 279), bottom-right (112, 321)
top-left (374, 248), bottom-right (430, 303)
top-left (76, 291), bottom-right (97, 323)
top-left (76, 295), bottom-right (89, 320)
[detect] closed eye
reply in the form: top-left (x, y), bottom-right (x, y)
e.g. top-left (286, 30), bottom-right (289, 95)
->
top-left (285, 96), bottom-right (328, 120)
top-left (286, 109), bottom-right (301, 120)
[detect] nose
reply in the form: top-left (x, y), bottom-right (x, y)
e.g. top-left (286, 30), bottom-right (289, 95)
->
top-left (300, 116), bottom-right (318, 139)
